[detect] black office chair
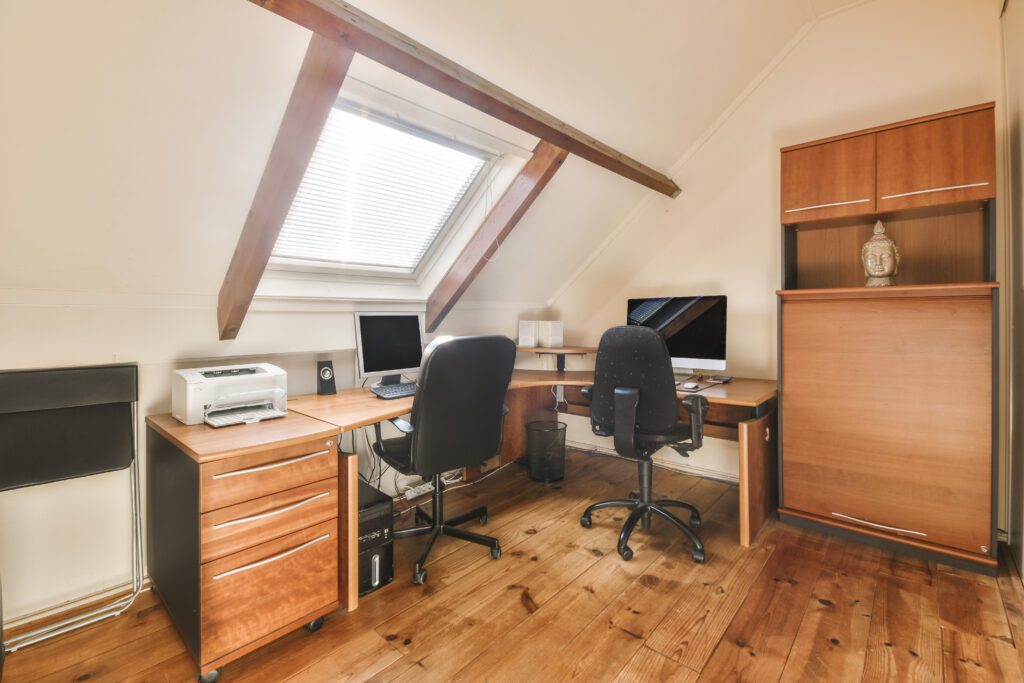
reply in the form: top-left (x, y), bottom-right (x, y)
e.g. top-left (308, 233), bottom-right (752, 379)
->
top-left (373, 334), bottom-right (516, 585)
top-left (579, 326), bottom-right (709, 563)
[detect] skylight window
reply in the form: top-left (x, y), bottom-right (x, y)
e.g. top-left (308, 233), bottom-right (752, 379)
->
top-left (272, 106), bottom-right (488, 273)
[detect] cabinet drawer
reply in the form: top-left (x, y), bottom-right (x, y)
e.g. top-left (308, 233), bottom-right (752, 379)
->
top-left (201, 478), bottom-right (338, 562)
top-left (876, 107), bottom-right (995, 211)
top-left (200, 437), bottom-right (337, 512)
top-left (781, 134), bottom-right (876, 223)
top-left (201, 519), bottom-right (338, 664)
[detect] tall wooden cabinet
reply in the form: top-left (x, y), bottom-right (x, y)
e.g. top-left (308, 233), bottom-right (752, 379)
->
top-left (777, 103), bottom-right (999, 573)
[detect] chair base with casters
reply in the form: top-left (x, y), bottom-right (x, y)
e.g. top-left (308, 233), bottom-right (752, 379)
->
top-left (580, 458), bottom-right (705, 564)
top-left (394, 474), bottom-right (501, 584)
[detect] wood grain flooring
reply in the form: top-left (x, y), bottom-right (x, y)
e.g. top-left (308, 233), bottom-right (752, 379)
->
top-left (4, 450), bottom-right (1024, 682)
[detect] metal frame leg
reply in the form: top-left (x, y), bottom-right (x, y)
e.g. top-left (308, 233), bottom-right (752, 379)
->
top-left (583, 499), bottom-right (637, 517)
top-left (446, 506), bottom-right (487, 528)
top-left (4, 410), bottom-right (145, 653)
top-left (649, 506), bottom-right (704, 557)
top-left (654, 499), bottom-right (701, 523)
top-left (444, 525), bottom-right (500, 550)
top-left (414, 528), bottom-right (441, 569)
top-left (617, 506), bottom-right (646, 558)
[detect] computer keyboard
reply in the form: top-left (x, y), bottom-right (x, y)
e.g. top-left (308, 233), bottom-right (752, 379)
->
top-left (371, 382), bottom-right (417, 400)
top-left (205, 407), bottom-right (287, 428)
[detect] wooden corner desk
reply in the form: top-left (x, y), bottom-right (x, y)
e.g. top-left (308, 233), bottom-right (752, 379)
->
top-left (288, 369), bottom-right (778, 596)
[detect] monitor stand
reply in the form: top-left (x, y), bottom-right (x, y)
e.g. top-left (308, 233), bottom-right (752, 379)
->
top-left (379, 374), bottom-right (403, 386)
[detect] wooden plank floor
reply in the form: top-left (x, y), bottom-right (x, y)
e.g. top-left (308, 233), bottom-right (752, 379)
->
top-left (5, 450), bottom-right (1024, 682)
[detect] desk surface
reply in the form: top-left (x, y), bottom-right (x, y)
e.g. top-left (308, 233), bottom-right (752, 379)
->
top-left (288, 369), bottom-right (776, 432)
top-left (145, 412), bottom-right (338, 463)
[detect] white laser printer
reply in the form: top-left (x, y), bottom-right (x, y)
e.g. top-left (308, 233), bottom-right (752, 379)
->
top-left (171, 363), bottom-right (288, 428)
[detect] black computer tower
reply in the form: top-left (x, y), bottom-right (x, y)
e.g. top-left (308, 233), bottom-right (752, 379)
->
top-left (358, 481), bottom-right (394, 595)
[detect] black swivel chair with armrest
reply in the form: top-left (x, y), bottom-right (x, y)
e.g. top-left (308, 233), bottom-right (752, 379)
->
top-left (579, 325), bottom-right (710, 563)
top-left (373, 334), bottom-right (517, 585)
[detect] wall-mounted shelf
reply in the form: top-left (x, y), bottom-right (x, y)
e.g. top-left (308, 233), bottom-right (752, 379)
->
top-left (778, 281), bottom-right (998, 301)
top-left (517, 346), bottom-right (596, 372)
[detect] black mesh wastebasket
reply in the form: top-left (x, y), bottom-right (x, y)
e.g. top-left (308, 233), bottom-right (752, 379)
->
top-left (526, 421), bottom-right (566, 482)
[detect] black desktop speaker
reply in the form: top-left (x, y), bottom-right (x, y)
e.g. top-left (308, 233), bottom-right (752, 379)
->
top-left (317, 360), bottom-right (336, 395)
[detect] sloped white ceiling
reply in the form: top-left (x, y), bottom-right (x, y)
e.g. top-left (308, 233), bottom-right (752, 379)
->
top-left (348, 0), bottom-right (841, 305)
top-left (0, 0), bottom-right (862, 313)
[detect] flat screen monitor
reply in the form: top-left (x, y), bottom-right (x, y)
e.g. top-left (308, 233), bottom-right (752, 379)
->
top-left (355, 313), bottom-right (425, 383)
top-left (626, 296), bottom-right (727, 371)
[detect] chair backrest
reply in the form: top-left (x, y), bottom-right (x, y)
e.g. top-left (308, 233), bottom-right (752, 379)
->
top-left (590, 326), bottom-right (678, 437)
top-left (409, 335), bottom-right (516, 477)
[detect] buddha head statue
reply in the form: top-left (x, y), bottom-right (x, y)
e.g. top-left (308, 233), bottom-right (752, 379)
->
top-left (861, 220), bottom-right (900, 287)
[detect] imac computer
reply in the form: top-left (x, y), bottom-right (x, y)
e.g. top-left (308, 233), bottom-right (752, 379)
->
top-left (355, 313), bottom-right (425, 399)
top-left (626, 296), bottom-right (727, 373)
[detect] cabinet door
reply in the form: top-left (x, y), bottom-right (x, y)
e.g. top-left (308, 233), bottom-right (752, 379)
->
top-left (781, 134), bottom-right (875, 223)
top-left (780, 294), bottom-right (992, 556)
top-left (876, 108), bottom-right (995, 212)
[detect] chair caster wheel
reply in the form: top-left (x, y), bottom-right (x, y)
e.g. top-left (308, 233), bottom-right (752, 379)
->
top-left (305, 616), bottom-right (325, 633)
top-left (479, 514), bottom-right (488, 525)
top-left (619, 546), bottom-right (634, 561)
top-left (412, 566), bottom-right (428, 585)
top-left (628, 491), bottom-right (639, 500)
top-left (580, 515), bottom-right (592, 529)
top-left (690, 515), bottom-right (701, 529)
top-left (692, 548), bottom-right (706, 564)
top-left (491, 545), bottom-right (502, 559)
top-left (198, 669), bottom-right (222, 683)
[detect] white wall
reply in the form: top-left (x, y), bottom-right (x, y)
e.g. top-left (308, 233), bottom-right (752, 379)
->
top-left (550, 0), bottom-right (1006, 487)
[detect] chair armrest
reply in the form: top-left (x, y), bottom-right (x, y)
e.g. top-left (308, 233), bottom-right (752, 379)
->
top-left (613, 387), bottom-right (640, 458)
top-left (581, 385), bottom-right (593, 400)
top-left (389, 417), bottom-right (415, 434)
top-left (680, 395), bottom-right (709, 450)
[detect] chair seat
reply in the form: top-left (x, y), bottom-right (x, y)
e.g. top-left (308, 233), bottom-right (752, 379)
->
top-left (638, 421), bottom-right (693, 445)
top-left (372, 436), bottom-right (413, 474)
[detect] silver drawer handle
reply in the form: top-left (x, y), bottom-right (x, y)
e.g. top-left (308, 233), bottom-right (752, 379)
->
top-left (212, 491), bottom-right (331, 529)
top-left (213, 533), bottom-right (331, 580)
top-left (212, 450), bottom-right (331, 480)
top-left (784, 198), bottom-right (870, 213)
top-left (831, 512), bottom-right (927, 537)
top-left (881, 181), bottom-right (989, 200)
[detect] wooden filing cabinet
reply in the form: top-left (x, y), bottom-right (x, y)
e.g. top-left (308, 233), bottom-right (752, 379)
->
top-left (146, 413), bottom-right (342, 679)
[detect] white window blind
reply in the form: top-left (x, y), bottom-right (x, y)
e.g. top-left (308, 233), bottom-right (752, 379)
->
top-left (273, 106), bottom-right (488, 272)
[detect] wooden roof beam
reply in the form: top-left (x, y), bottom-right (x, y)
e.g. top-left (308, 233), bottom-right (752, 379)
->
top-left (217, 34), bottom-right (355, 340)
top-left (251, 0), bottom-right (680, 197)
top-left (426, 141), bottom-right (568, 332)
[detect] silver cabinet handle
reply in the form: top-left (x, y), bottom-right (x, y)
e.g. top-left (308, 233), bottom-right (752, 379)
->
top-left (831, 512), bottom-right (927, 537)
top-left (371, 554), bottom-right (380, 587)
top-left (212, 533), bottom-right (331, 580)
top-left (212, 491), bottom-right (331, 529)
top-left (212, 450), bottom-right (331, 480)
top-left (784, 198), bottom-right (870, 214)
top-left (880, 181), bottom-right (989, 200)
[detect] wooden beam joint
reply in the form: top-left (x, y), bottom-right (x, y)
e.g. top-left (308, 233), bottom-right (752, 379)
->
top-left (425, 141), bottom-right (568, 332)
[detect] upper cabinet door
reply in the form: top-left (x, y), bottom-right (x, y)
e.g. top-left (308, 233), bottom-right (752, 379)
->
top-left (780, 134), bottom-right (876, 223)
top-left (876, 108), bottom-right (995, 212)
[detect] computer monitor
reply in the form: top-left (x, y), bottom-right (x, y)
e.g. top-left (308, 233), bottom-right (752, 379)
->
top-left (626, 296), bottom-right (727, 372)
top-left (354, 313), bottom-right (425, 385)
